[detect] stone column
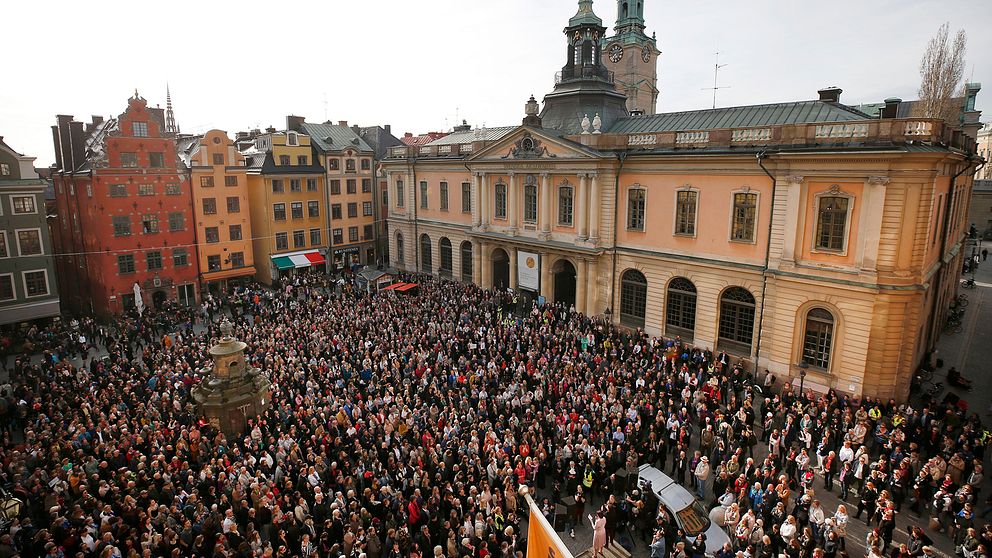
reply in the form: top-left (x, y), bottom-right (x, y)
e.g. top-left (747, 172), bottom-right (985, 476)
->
top-left (509, 247), bottom-right (518, 289)
top-left (480, 242), bottom-right (492, 289)
top-left (508, 172), bottom-right (519, 236)
top-left (588, 173), bottom-right (600, 244)
top-left (471, 173), bottom-right (481, 228)
top-left (540, 173), bottom-right (552, 239)
top-left (577, 173), bottom-right (589, 241)
top-left (585, 257), bottom-right (599, 316)
top-left (576, 258), bottom-right (589, 314)
top-left (472, 240), bottom-right (483, 285)
top-left (540, 252), bottom-right (553, 302)
top-left (479, 173), bottom-right (489, 231)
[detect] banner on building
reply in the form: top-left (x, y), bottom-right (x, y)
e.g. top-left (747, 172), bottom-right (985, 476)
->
top-left (525, 493), bottom-right (573, 558)
top-left (517, 251), bottom-right (540, 292)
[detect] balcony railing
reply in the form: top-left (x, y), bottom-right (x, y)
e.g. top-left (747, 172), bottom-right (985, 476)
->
top-left (554, 65), bottom-right (614, 85)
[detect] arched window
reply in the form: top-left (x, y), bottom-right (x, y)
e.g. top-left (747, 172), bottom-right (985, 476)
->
top-left (718, 287), bottom-right (756, 354)
top-left (460, 241), bottom-right (473, 282)
top-left (420, 234), bottom-right (432, 273)
top-left (439, 237), bottom-right (453, 277)
top-left (395, 232), bottom-right (404, 263)
top-left (494, 183), bottom-right (507, 219)
top-left (802, 308), bottom-right (834, 370)
top-left (665, 277), bottom-right (697, 340)
top-left (619, 269), bottom-right (647, 328)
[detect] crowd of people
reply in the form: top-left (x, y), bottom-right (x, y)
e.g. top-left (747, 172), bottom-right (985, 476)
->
top-left (0, 272), bottom-right (988, 558)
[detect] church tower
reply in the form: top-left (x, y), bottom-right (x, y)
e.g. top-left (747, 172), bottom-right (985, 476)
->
top-left (539, 0), bottom-right (629, 134)
top-left (165, 84), bottom-right (178, 135)
top-left (602, 0), bottom-right (660, 115)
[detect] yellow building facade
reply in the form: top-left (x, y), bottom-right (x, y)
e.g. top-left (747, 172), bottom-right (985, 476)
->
top-left (244, 130), bottom-right (328, 285)
top-left (382, 1), bottom-right (982, 401)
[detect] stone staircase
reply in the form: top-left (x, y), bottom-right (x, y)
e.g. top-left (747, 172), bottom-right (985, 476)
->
top-left (574, 542), bottom-right (632, 558)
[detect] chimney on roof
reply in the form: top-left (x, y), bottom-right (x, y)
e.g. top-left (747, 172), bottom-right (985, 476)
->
top-left (266, 126), bottom-right (276, 133)
top-left (818, 87), bottom-right (842, 103)
top-left (352, 124), bottom-right (360, 133)
top-left (338, 120), bottom-right (348, 127)
top-left (384, 124), bottom-right (391, 135)
top-left (92, 116), bottom-right (103, 126)
top-left (881, 97), bottom-right (902, 119)
top-left (287, 115), bottom-right (305, 132)
top-left (404, 132), bottom-right (413, 138)
top-left (236, 131), bottom-right (248, 140)
top-left (453, 119), bottom-right (472, 132)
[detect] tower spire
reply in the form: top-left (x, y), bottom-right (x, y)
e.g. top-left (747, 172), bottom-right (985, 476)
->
top-left (165, 83), bottom-right (178, 134)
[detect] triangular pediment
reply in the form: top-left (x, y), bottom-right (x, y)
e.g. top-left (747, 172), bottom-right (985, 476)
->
top-left (467, 126), bottom-right (602, 161)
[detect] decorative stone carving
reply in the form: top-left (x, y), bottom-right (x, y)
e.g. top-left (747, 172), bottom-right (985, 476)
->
top-left (581, 114), bottom-right (591, 134)
top-left (786, 176), bottom-right (805, 185)
top-left (592, 113), bottom-right (602, 134)
top-left (867, 176), bottom-right (890, 186)
top-left (502, 131), bottom-right (555, 159)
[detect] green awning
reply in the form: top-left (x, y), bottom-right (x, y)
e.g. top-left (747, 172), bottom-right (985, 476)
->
top-left (272, 256), bottom-right (294, 270)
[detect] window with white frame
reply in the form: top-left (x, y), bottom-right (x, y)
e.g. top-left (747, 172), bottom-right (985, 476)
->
top-left (627, 188), bottom-right (645, 231)
top-left (0, 274), bottom-right (13, 301)
top-left (132, 122), bottom-right (148, 137)
top-left (675, 190), bottom-right (697, 236)
top-left (11, 195), bottom-right (37, 214)
top-left (16, 229), bottom-right (42, 256)
top-left (22, 269), bottom-right (49, 297)
top-left (0, 231), bottom-right (7, 258)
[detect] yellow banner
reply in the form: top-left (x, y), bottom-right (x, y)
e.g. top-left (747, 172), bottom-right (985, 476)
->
top-left (526, 494), bottom-right (574, 558)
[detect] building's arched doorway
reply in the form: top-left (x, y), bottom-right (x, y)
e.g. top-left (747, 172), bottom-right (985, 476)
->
top-left (553, 259), bottom-right (577, 308)
top-left (152, 290), bottom-right (167, 309)
top-left (492, 248), bottom-right (510, 289)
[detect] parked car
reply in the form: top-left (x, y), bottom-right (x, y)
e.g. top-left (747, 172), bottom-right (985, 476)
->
top-left (638, 464), bottom-right (730, 556)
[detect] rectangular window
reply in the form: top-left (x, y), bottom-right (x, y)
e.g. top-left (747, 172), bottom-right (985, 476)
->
top-left (207, 255), bottom-right (221, 271)
top-left (0, 275), bottom-right (13, 301)
top-left (229, 224), bottom-right (242, 240)
top-left (558, 186), bottom-right (573, 225)
top-left (0, 232), bottom-right (7, 258)
top-left (202, 198), bottom-right (217, 215)
top-left (138, 184), bottom-right (155, 196)
top-left (275, 232), bottom-right (288, 251)
top-left (271, 179), bottom-right (284, 193)
top-left (291, 201), bottom-right (304, 219)
top-left (0, 164), bottom-right (8, 177)
top-left (200, 176), bottom-right (214, 187)
top-left (382, 188), bottom-right (388, 206)
top-left (23, 270), bottom-right (49, 297)
top-left (462, 182), bottom-right (472, 213)
top-left (330, 180), bottom-right (341, 195)
top-left (348, 203), bottom-right (358, 218)
top-left (333, 228), bottom-right (343, 245)
top-left (290, 179), bottom-right (302, 192)
top-left (307, 178), bottom-right (318, 192)
top-left (168, 212), bottom-right (184, 232)
top-left (440, 181), bottom-right (449, 211)
top-left (273, 203), bottom-right (286, 221)
top-left (118, 254), bottom-right (135, 274)
top-left (361, 158), bottom-right (371, 170)
top-left (146, 251), bottom-right (163, 271)
top-left (347, 179), bottom-right (357, 194)
top-left (16, 230), bottom-right (41, 255)
top-left (297, 155), bottom-right (308, 166)
top-left (279, 155), bottom-right (290, 165)
top-left (332, 204), bottom-right (342, 220)
top-left (11, 195), bottom-right (37, 214)
top-left (346, 159), bottom-right (356, 172)
top-left (173, 248), bottom-right (189, 267)
top-left (731, 192), bottom-right (757, 242)
top-left (132, 122), bottom-right (148, 137)
top-left (293, 230), bottom-right (305, 248)
top-left (224, 175), bottom-right (237, 186)
top-left (524, 183), bottom-right (538, 223)
top-left (329, 158), bottom-right (339, 170)
top-left (363, 224), bottom-right (373, 240)
top-left (310, 228), bottom-right (321, 246)
top-left (420, 181), bottom-right (428, 209)
top-left (627, 189), bottom-right (645, 231)
top-left (109, 184), bottom-right (127, 197)
top-left (396, 181), bottom-right (405, 207)
top-left (349, 226), bottom-right (359, 242)
top-left (362, 179), bottom-right (371, 193)
top-left (363, 201), bottom-right (373, 216)
top-left (230, 251), bottom-right (245, 268)
top-left (675, 190), bottom-right (697, 236)
top-left (112, 216), bottom-right (131, 237)
top-left (494, 183), bottom-right (507, 219)
top-left (816, 196), bottom-right (849, 251)
top-left (149, 152), bottom-right (164, 168)
top-left (120, 152), bottom-right (138, 168)
top-left (227, 196), bottom-right (240, 213)
top-left (165, 183), bottom-right (181, 196)
top-left (205, 227), bottom-right (219, 243)
top-left (308, 200), bottom-right (320, 218)
top-left (214, 153), bottom-right (225, 165)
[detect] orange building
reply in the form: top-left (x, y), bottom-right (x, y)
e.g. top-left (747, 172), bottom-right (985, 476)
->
top-left (179, 130), bottom-right (255, 292)
top-left (383, 0), bottom-right (983, 401)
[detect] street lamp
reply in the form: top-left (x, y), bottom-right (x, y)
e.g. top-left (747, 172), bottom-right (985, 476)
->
top-left (796, 360), bottom-right (809, 394)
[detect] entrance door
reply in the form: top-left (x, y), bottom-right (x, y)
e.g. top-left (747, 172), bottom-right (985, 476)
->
top-left (178, 284), bottom-right (196, 306)
top-left (152, 290), bottom-right (168, 309)
top-left (492, 248), bottom-right (510, 289)
top-left (553, 259), bottom-right (577, 308)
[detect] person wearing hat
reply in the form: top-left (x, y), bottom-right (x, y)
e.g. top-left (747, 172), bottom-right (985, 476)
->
top-left (695, 455), bottom-right (711, 500)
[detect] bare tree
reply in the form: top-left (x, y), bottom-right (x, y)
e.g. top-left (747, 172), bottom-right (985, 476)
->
top-left (916, 22), bottom-right (967, 124)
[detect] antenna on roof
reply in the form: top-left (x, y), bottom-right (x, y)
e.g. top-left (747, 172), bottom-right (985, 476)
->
top-left (701, 51), bottom-right (731, 109)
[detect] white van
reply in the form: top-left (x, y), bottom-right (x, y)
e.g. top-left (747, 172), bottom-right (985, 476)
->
top-left (638, 464), bottom-right (731, 556)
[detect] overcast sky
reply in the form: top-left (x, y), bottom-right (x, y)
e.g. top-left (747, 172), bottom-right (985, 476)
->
top-left (3, 0), bottom-right (991, 167)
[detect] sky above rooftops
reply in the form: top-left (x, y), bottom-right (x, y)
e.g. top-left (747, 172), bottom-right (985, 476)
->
top-left (3, 0), bottom-right (991, 166)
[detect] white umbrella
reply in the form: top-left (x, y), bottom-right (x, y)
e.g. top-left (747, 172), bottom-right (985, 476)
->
top-left (134, 282), bottom-right (144, 316)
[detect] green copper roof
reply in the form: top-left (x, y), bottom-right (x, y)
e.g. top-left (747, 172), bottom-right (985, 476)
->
top-left (569, 0), bottom-right (603, 27)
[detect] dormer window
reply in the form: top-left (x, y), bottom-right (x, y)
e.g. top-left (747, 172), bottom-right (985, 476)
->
top-left (287, 132), bottom-right (299, 146)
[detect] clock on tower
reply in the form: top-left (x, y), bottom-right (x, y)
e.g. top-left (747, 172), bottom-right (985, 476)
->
top-left (601, 0), bottom-right (660, 115)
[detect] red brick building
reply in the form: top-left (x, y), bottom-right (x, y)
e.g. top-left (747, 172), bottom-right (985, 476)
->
top-left (51, 93), bottom-right (198, 316)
